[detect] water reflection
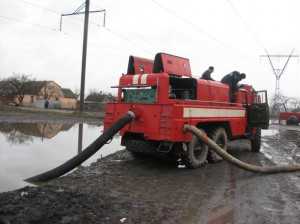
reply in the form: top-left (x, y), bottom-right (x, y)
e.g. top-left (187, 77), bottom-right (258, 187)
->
top-left (0, 122), bottom-right (122, 192)
top-left (0, 123), bottom-right (74, 144)
top-left (78, 123), bottom-right (83, 154)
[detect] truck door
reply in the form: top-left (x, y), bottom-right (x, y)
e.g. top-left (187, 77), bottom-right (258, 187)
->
top-left (247, 90), bottom-right (269, 129)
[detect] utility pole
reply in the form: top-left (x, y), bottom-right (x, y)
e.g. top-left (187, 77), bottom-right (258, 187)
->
top-left (60, 1), bottom-right (106, 112)
top-left (80, 0), bottom-right (90, 112)
top-left (260, 49), bottom-right (299, 113)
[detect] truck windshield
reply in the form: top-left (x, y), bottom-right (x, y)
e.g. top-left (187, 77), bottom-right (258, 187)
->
top-left (123, 88), bottom-right (156, 103)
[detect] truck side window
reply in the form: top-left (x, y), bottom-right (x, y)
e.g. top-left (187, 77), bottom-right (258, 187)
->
top-left (169, 76), bottom-right (197, 100)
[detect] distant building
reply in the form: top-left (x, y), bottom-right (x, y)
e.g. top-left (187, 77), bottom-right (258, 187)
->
top-left (0, 80), bottom-right (77, 109)
top-left (60, 88), bottom-right (78, 110)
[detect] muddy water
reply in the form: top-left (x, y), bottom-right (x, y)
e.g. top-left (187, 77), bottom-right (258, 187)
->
top-left (0, 122), bottom-right (122, 192)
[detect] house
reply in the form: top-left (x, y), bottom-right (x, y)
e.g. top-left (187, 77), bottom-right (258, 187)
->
top-left (0, 80), bottom-right (77, 109)
top-left (60, 88), bottom-right (78, 109)
top-left (22, 81), bottom-right (63, 107)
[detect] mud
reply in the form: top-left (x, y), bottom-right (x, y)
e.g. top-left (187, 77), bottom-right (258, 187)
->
top-left (0, 124), bottom-right (300, 224)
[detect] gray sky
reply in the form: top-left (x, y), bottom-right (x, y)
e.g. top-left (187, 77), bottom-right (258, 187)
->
top-left (0, 0), bottom-right (299, 97)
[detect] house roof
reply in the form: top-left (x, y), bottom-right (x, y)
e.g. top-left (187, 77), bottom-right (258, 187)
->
top-left (61, 88), bottom-right (77, 99)
top-left (23, 81), bottom-right (48, 95)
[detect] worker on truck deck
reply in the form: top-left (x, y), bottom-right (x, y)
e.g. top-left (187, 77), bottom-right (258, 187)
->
top-left (221, 71), bottom-right (246, 102)
top-left (201, 66), bottom-right (214, 80)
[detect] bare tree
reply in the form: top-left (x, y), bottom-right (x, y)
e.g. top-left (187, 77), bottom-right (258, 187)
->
top-left (290, 98), bottom-right (300, 112)
top-left (73, 87), bottom-right (80, 99)
top-left (270, 92), bottom-right (300, 116)
top-left (0, 73), bottom-right (33, 105)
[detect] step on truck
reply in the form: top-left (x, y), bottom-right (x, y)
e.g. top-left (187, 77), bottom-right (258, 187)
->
top-left (104, 53), bottom-right (270, 168)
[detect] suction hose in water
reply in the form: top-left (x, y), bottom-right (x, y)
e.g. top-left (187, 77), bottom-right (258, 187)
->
top-left (184, 125), bottom-right (300, 174)
top-left (25, 111), bottom-right (135, 184)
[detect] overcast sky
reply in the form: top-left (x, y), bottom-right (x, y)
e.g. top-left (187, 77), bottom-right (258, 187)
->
top-left (0, 0), bottom-right (299, 97)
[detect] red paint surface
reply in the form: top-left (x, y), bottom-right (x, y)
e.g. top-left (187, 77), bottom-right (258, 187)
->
top-left (279, 112), bottom-right (300, 121)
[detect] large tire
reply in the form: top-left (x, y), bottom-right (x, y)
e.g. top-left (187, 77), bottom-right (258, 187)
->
top-left (182, 130), bottom-right (208, 169)
top-left (286, 115), bottom-right (299, 126)
top-left (207, 128), bottom-right (228, 163)
top-left (251, 128), bottom-right (261, 152)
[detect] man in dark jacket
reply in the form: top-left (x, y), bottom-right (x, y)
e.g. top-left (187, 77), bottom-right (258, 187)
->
top-left (221, 71), bottom-right (246, 102)
top-left (201, 66), bottom-right (214, 80)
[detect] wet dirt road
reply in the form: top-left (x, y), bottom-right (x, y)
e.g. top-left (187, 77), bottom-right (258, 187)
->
top-left (0, 124), bottom-right (300, 224)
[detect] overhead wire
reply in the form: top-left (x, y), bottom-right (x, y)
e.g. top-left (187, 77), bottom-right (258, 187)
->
top-left (0, 14), bottom-right (133, 57)
top-left (0, 15), bottom-right (150, 56)
top-left (226, 0), bottom-right (265, 50)
top-left (15, 0), bottom-right (60, 15)
top-left (103, 27), bottom-right (153, 55)
top-left (150, 0), bottom-right (252, 59)
top-left (0, 14), bottom-right (59, 32)
top-left (73, 2), bottom-right (86, 14)
top-left (9, 0), bottom-right (153, 55)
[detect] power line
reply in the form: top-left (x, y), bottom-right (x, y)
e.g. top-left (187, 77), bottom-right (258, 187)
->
top-left (150, 0), bottom-right (251, 58)
top-left (73, 2), bottom-right (86, 14)
top-left (103, 27), bottom-right (153, 54)
top-left (0, 14), bottom-right (59, 32)
top-left (60, 9), bottom-right (106, 31)
top-left (12, 0), bottom-right (153, 55)
top-left (226, 0), bottom-right (265, 50)
top-left (260, 49), bottom-right (299, 112)
top-left (0, 13), bottom-right (151, 57)
top-left (15, 0), bottom-right (103, 28)
top-left (15, 0), bottom-right (60, 15)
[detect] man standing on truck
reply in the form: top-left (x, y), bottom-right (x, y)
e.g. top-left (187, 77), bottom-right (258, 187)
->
top-left (221, 71), bottom-right (246, 102)
top-left (201, 66), bottom-right (214, 80)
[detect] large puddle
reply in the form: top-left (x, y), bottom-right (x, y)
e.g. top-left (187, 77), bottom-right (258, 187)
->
top-left (0, 122), bottom-right (122, 193)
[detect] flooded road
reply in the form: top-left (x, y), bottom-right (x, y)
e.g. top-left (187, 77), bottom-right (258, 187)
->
top-left (0, 122), bottom-right (121, 192)
top-left (0, 123), bottom-right (300, 223)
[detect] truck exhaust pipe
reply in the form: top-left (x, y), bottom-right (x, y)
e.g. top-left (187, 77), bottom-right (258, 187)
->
top-left (25, 111), bottom-right (135, 184)
top-left (184, 124), bottom-right (300, 173)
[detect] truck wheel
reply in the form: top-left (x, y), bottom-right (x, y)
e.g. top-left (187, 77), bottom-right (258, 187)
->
top-left (182, 131), bottom-right (208, 169)
top-left (286, 115), bottom-right (299, 125)
top-left (251, 128), bottom-right (261, 152)
top-left (207, 128), bottom-right (228, 163)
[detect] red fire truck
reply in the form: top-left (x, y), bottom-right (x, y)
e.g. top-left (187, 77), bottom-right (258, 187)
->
top-left (279, 112), bottom-right (300, 125)
top-left (104, 53), bottom-right (269, 168)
